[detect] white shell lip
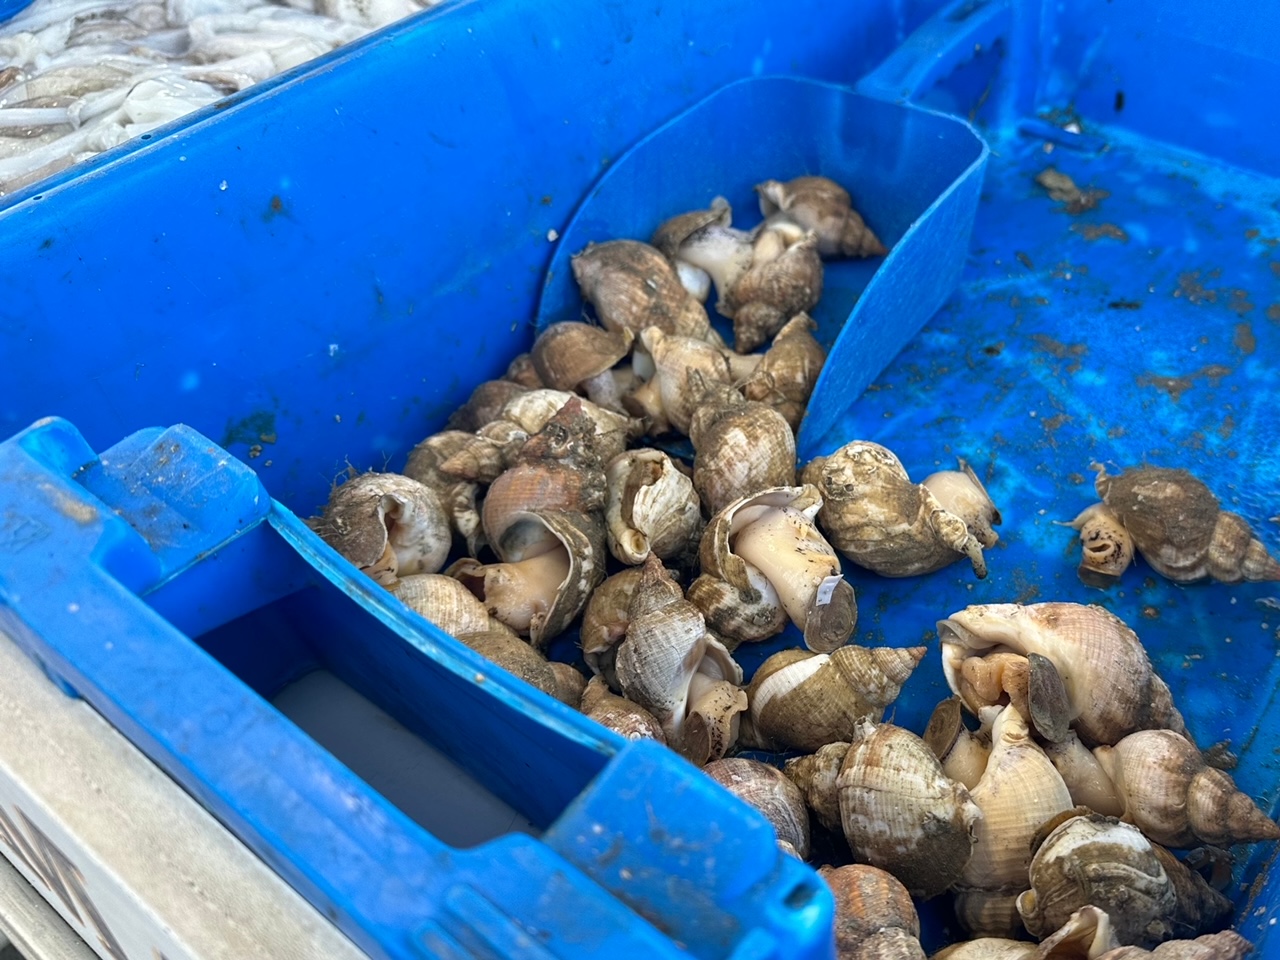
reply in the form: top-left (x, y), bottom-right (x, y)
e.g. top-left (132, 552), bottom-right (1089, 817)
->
top-left (751, 653), bottom-right (827, 717)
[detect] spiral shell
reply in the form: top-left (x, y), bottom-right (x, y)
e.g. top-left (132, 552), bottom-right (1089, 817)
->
top-left (623, 326), bottom-right (734, 436)
top-left (747, 645), bottom-right (924, 753)
top-left (938, 602), bottom-right (1187, 747)
top-left (580, 566), bottom-right (648, 685)
top-left (389, 574), bottom-right (515, 638)
top-left (571, 239), bottom-right (717, 342)
top-left (687, 373), bottom-right (797, 517)
top-left (1094, 931), bottom-right (1254, 959)
top-left (498, 388), bottom-right (643, 463)
top-left (505, 352), bottom-right (545, 389)
top-left (548, 661), bottom-right (588, 708)
top-left (454, 630), bottom-right (559, 699)
top-left (1093, 729), bottom-right (1280, 847)
top-left (447, 379), bottom-right (529, 432)
top-left (819, 864), bottom-right (925, 960)
top-left (1017, 811), bottom-right (1232, 948)
top-left (837, 721), bottom-right (982, 900)
top-left (1091, 463), bottom-right (1280, 583)
top-left (741, 313), bottom-right (827, 432)
top-left (756, 175), bottom-right (888, 260)
top-left (703, 758), bottom-right (810, 859)
top-left (402, 430), bottom-right (486, 556)
top-left (451, 509), bottom-right (605, 649)
top-left (580, 676), bottom-right (667, 743)
top-left (482, 396), bottom-right (607, 555)
top-left (783, 742), bottom-right (846, 838)
top-left (314, 472), bottom-right (451, 586)
top-left (954, 705), bottom-right (1074, 938)
top-left (615, 557), bottom-right (743, 743)
top-left (804, 441), bottom-right (998, 579)
top-left (695, 485), bottom-right (856, 651)
top-left (605, 448), bottom-right (703, 565)
top-left (724, 221), bottom-right (823, 352)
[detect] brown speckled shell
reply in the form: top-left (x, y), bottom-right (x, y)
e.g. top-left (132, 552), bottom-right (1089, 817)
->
top-left (837, 721), bottom-right (982, 900)
top-left (725, 231), bottom-right (823, 352)
top-left (704, 758), bottom-right (811, 860)
top-left (482, 397), bottom-right (607, 555)
top-left (741, 313), bottom-right (827, 431)
top-left (689, 381), bottom-right (797, 517)
top-left (756, 176), bottom-right (888, 259)
top-left (1095, 465), bottom-right (1280, 583)
top-left (500, 388), bottom-right (642, 463)
top-left (805, 440), bottom-right (994, 579)
top-left (746, 645), bottom-right (926, 753)
top-left (548, 660), bottom-right (588, 708)
top-left (571, 239), bottom-right (714, 340)
top-left (1018, 813), bottom-right (1232, 948)
top-left (819, 864), bottom-right (925, 960)
top-left (937, 602), bottom-right (1188, 748)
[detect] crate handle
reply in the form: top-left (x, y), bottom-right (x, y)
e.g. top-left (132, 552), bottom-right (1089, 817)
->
top-left (856, 0), bottom-right (1013, 104)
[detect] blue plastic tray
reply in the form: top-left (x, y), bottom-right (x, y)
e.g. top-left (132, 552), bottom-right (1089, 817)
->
top-left (1, 0), bottom-right (1280, 955)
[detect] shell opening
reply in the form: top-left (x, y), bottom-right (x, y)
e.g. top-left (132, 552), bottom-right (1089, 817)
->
top-left (731, 505), bottom-right (841, 630)
top-left (455, 547), bottom-right (571, 634)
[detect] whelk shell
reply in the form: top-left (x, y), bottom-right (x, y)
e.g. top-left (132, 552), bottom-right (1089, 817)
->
top-left (571, 239), bottom-right (719, 343)
top-left (1088, 463), bottom-right (1280, 584)
top-left (314, 472), bottom-right (451, 586)
top-left (818, 864), bottom-right (925, 960)
top-left (741, 312), bottom-right (827, 432)
top-left (687, 371), bottom-right (797, 518)
top-left (580, 675), bottom-right (666, 743)
top-left (703, 758), bottom-right (810, 859)
top-left (1091, 729), bottom-right (1280, 848)
top-left (836, 720), bottom-right (982, 900)
top-left (530, 321), bottom-right (633, 413)
top-left (954, 705), bottom-right (1074, 938)
top-left (747, 645), bottom-right (925, 752)
top-left (938, 602), bottom-right (1188, 747)
top-left (614, 557), bottom-right (743, 749)
top-left (389, 574), bottom-right (515, 638)
top-left (451, 509), bottom-right (605, 650)
top-left (803, 441), bottom-right (999, 579)
top-left (755, 175), bottom-right (888, 260)
top-left (695, 485), bottom-right (856, 652)
top-left (724, 219), bottom-right (823, 352)
top-left (604, 448), bottom-right (702, 566)
top-left (623, 326), bottom-right (733, 436)
top-left (1017, 810), bottom-right (1232, 948)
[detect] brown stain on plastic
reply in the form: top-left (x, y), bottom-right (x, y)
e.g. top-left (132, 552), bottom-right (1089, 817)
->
top-left (1137, 365), bottom-right (1232, 402)
top-left (1070, 222), bottom-right (1129, 243)
top-left (1234, 323), bottom-right (1257, 355)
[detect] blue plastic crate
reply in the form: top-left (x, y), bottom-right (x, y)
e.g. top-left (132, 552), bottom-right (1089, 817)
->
top-left (1, 0), bottom-right (1280, 956)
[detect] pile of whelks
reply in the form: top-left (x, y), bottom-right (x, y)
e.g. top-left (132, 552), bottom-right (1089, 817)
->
top-left (311, 173), bottom-right (1280, 958)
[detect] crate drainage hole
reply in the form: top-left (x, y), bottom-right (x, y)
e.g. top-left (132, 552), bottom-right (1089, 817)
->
top-left (783, 880), bottom-right (818, 910)
top-left (272, 669), bottom-right (539, 848)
